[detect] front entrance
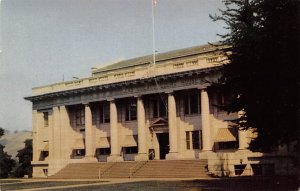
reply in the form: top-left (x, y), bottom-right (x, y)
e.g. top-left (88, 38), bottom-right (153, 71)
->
top-left (157, 133), bottom-right (169, 159)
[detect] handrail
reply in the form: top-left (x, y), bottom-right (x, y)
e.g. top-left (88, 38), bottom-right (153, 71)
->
top-left (98, 161), bottom-right (116, 179)
top-left (129, 161), bottom-right (148, 178)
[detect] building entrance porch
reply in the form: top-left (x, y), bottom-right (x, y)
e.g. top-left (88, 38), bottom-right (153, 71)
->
top-left (157, 133), bottom-right (169, 160)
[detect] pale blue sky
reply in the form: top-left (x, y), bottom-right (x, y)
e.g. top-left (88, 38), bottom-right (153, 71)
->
top-left (0, 0), bottom-right (225, 131)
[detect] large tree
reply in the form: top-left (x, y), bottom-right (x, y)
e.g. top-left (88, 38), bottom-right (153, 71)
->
top-left (211, 0), bottom-right (299, 152)
top-left (14, 139), bottom-right (33, 178)
top-left (0, 128), bottom-right (16, 178)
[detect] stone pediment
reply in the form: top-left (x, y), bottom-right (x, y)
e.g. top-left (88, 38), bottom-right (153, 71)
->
top-left (149, 118), bottom-right (169, 133)
top-left (150, 117), bottom-right (168, 127)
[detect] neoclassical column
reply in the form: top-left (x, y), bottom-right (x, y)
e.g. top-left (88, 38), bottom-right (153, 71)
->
top-left (201, 89), bottom-right (212, 151)
top-left (136, 96), bottom-right (147, 161)
top-left (166, 92), bottom-right (179, 160)
top-left (84, 104), bottom-right (96, 159)
top-left (107, 100), bottom-right (122, 161)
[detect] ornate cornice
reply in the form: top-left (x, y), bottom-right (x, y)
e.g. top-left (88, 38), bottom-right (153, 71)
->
top-left (25, 66), bottom-right (223, 110)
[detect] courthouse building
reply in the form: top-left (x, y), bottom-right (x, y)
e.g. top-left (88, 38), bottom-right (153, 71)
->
top-left (25, 44), bottom-right (295, 178)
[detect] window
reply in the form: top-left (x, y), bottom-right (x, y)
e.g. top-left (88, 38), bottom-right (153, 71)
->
top-left (43, 112), bottom-right (49, 127)
top-left (184, 94), bottom-right (200, 115)
top-left (186, 131), bottom-right (201, 150)
top-left (75, 107), bottom-right (85, 127)
top-left (100, 103), bottom-right (110, 123)
top-left (39, 151), bottom-right (49, 161)
top-left (98, 148), bottom-right (111, 155)
top-left (125, 102), bottom-right (137, 121)
top-left (192, 131), bottom-right (200, 149)
top-left (218, 141), bottom-right (238, 150)
top-left (186, 132), bottom-right (191, 150)
top-left (74, 149), bottom-right (85, 157)
top-left (124, 146), bottom-right (138, 154)
top-left (43, 169), bottom-right (48, 176)
top-left (153, 98), bottom-right (167, 118)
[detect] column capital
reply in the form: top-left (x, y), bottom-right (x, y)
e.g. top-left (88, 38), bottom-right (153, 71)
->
top-left (134, 94), bottom-right (143, 98)
top-left (53, 106), bottom-right (60, 111)
top-left (197, 83), bottom-right (210, 90)
top-left (107, 98), bottom-right (115, 102)
top-left (165, 90), bottom-right (174, 94)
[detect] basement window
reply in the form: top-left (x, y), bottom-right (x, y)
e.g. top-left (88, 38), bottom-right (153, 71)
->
top-left (124, 147), bottom-right (138, 154)
top-left (74, 149), bottom-right (85, 157)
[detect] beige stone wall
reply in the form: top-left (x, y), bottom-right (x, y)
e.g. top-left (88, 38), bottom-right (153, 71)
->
top-left (29, 45), bottom-right (294, 177)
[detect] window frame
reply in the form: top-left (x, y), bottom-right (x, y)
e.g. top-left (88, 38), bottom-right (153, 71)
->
top-left (100, 103), bottom-right (110, 124)
top-left (43, 112), bottom-right (49, 127)
top-left (184, 93), bottom-right (201, 115)
top-left (125, 101), bottom-right (137, 121)
top-left (152, 98), bottom-right (167, 118)
top-left (186, 130), bottom-right (201, 150)
top-left (124, 146), bottom-right (138, 154)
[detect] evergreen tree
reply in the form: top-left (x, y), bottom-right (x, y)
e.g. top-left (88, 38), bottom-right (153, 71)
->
top-left (14, 139), bottom-right (33, 178)
top-left (0, 128), bottom-right (16, 178)
top-left (211, 0), bottom-right (299, 151)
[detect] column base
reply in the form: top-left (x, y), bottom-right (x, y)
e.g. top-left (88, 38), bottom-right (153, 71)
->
top-left (135, 153), bottom-right (148, 161)
top-left (107, 155), bottom-right (123, 162)
top-left (166, 152), bottom-right (180, 160)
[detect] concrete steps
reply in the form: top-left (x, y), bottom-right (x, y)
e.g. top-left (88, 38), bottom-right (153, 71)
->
top-left (50, 159), bottom-right (209, 179)
top-left (132, 160), bottom-right (208, 178)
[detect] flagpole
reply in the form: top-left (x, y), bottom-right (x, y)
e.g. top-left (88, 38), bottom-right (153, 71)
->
top-left (151, 0), bottom-right (156, 65)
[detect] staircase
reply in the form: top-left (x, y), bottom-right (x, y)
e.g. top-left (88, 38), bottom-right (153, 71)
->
top-left (131, 160), bottom-right (208, 178)
top-left (50, 163), bottom-right (105, 179)
top-left (50, 160), bottom-right (209, 179)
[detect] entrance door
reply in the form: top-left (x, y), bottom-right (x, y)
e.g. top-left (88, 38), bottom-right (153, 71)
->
top-left (157, 133), bottom-right (169, 159)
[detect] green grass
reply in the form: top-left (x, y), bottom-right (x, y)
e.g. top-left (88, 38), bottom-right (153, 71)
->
top-left (45, 176), bottom-right (298, 191)
top-left (0, 176), bottom-right (298, 191)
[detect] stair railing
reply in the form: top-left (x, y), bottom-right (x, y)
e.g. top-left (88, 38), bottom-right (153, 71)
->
top-left (129, 160), bottom-right (148, 178)
top-left (98, 161), bottom-right (116, 179)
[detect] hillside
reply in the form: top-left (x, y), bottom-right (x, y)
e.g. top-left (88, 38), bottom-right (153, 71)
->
top-left (0, 131), bottom-right (32, 158)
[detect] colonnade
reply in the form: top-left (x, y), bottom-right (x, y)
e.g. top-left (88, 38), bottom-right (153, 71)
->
top-left (82, 88), bottom-right (214, 161)
top-left (33, 88), bottom-right (248, 162)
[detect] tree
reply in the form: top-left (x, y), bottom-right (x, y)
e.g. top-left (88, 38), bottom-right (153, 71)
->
top-left (0, 127), bottom-right (16, 178)
top-left (14, 139), bottom-right (33, 178)
top-left (211, 0), bottom-right (299, 152)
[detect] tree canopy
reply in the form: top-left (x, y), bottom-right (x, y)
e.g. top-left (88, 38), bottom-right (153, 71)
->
top-left (211, 0), bottom-right (299, 152)
top-left (14, 139), bottom-right (33, 178)
top-left (0, 127), bottom-right (16, 178)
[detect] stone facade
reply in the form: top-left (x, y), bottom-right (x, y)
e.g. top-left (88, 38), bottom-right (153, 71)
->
top-left (25, 44), bottom-right (296, 178)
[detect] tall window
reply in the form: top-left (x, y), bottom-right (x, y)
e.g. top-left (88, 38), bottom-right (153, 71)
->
top-left (43, 112), bottom-right (49, 127)
top-left (153, 98), bottom-right (167, 118)
top-left (186, 132), bottom-right (191, 150)
top-left (75, 107), bottom-right (85, 127)
top-left (100, 103), bottom-right (110, 123)
top-left (184, 93), bottom-right (200, 115)
top-left (186, 131), bottom-right (201, 150)
top-left (125, 101), bottom-right (137, 121)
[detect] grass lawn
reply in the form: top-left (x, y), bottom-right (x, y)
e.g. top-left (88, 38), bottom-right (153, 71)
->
top-left (0, 176), bottom-right (298, 191)
top-left (0, 180), bottom-right (104, 191)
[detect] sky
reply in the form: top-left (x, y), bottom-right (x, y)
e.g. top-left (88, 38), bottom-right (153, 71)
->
top-left (0, 0), bottom-right (226, 131)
